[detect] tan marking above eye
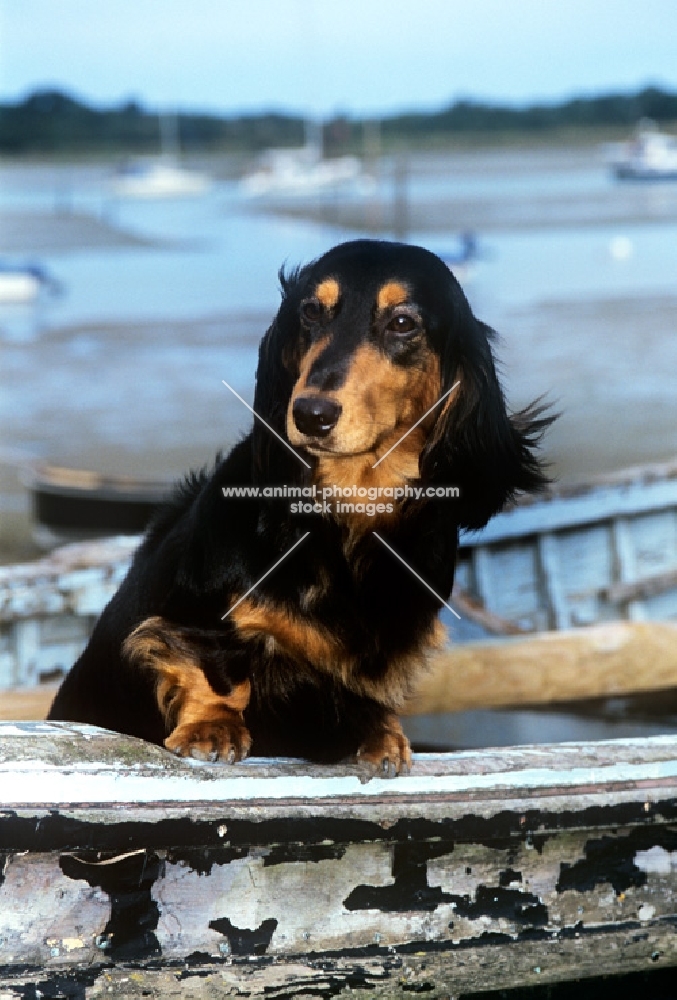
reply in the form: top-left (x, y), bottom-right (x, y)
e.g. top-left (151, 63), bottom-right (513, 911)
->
top-left (295, 334), bottom-right (331, 390)
top-left (377, 281), bottom-right (409, 312)
top-left (314, 277), bottom-right (340, 310)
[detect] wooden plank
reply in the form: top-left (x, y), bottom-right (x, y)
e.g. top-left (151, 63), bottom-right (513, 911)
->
top-left (538, 532), bottom-right (567, 630)
top-left (0, 684), bottom-right (57, 720)
top-left (0, 723), bottom-right (676, 997)
top-left (612, 515), bottom-right (645, 622)
top-left (3, 621), bottom-right (677, 725)
top-left (606, 567), bottom-right (677, 605)
top-left (406, 621), bottom-right (677, 714)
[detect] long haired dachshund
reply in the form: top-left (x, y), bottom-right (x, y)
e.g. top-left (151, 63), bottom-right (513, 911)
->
top-left (49, 240), bottom-right (552, 775)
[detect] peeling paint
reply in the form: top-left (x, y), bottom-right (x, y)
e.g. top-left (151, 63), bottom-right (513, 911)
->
top-left (499, 868), bottom-right (523, 886)
top-left (449, 885), bottom-right (548, 925)
top-left (0, 728), bottom-right (675, 994)
top-left (344, 842), bottom-right (455, 913)
top-left (263, 842), bottom-right (347, 866)
top-left (634, 845), bottom-right (677, 874)
top-left (208, 916), bottom-right (278, 956)
top-left (557, 827), bottom-right (677, 896)
top-left (59, 850), bottom-right (163, 961)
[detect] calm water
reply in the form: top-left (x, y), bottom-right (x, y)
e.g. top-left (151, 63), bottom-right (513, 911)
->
top-left (1, 150), bottom-right (676, 480)
top-left (2, 151), bottom-right (677, 334)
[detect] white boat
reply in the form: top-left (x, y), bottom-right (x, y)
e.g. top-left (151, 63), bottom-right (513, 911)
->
top-left (242, 148), bottom-right (369, 198)
top-left (112, 159), bottom-right (212, 199)
top-left (609, 120), bottom-right (677, 181)
top-left (241, 120), bottom-right (373, 199)
top-left (112, 111), bottom-right (212, 199)
top-left (0, 261), bottom-right (61, 304)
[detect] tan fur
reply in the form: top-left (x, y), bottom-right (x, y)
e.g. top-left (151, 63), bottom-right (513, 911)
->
top-left (288, 334), bottom-right (331, 402)
top-left (123, 617), bottom-right (251, 760)
top-left (289, 343), bottom-right (441, 460)
top-left (377, 280), bottom-right (409, 311)
top-left (231, 597), bottom-right (445, 712)
top-left (314, 277), bottom-right (340, 310)
top-left (426, 370), bottom-right (464, 450)
top-left (300, 567), bottom-right (332, 611)
top-left (311, 346), bottom-right (442, 534)
top-left (231, 598), bottom-right (347, 674)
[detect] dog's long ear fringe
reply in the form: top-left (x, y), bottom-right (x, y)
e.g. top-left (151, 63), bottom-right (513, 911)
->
top-left (252, 267), bottom-right (311, 487)
top-left (278, 264), bottom-right (302, 296)
top-left (421, 315), bottom-right (556, 530)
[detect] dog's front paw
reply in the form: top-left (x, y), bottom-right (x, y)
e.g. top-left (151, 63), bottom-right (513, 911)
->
top-left (357, 719), bottom-right (412, 778)
top-left (165, 709), bottom-right (252, 763)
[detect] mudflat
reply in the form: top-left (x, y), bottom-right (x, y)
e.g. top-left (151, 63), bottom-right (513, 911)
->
top-left (1, 209), bottom-right (154, 254)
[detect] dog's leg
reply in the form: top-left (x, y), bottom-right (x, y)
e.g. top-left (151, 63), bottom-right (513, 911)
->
top-left (123, 616), bottom-right (252, 762)
top-left (357, 712), bottom-right (412, 778)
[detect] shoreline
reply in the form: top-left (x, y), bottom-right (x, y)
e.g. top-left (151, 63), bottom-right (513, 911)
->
top-left (1, 208), bottom-right (165, 255)
top-left (2, 294), bottom-right (677, 563)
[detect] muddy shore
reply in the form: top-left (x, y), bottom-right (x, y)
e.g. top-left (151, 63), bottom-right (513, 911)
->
top-left (1, 209), bottom-right (155, 254)
top-left (2, 294), bottom-right (676, 562)
top-left (2, 151), bottom-right (676, 562)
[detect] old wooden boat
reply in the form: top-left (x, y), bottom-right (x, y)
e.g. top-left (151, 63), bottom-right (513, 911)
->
top-left (25, 462), bottom-right (172, 548)
top-left (455, 457), bottom-right (677, 636)
top-left (0, 722), bottom-right (675, 997)
top-left (4, 457), bottom-right (677, 708)
top-left (2, 462), bottom-right (677, 993)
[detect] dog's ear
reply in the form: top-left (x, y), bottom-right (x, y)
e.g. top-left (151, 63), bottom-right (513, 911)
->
top-left (252, 265), bottom-right (308, 484)
top-left (420, 296), bottom-right (553, 530)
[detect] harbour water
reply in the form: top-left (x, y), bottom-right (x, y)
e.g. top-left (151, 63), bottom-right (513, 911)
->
top-left (1, 147), bottom-right (677, 545)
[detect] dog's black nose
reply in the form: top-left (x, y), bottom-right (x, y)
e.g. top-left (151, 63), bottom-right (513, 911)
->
top-left (292, 396), bottom-right (342, 437)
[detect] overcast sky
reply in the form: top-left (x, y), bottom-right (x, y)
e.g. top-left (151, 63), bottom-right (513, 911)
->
top-left (2, 0), bottom-right (676, 117)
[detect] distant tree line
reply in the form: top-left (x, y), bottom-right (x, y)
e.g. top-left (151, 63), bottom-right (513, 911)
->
top-left (0, 91), bottom-right (306, 155)
top-left (381, 87), bottom-right (677, 137)
top-left (1, 86), bottom-right (676, 156)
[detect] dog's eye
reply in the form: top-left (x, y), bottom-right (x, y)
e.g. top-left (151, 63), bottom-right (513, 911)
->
top-left (300, 300), bottom-right (322, 325)
top-left (386, 314), bottom-right (417, 335)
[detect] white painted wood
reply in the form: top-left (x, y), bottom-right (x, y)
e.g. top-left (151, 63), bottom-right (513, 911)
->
top-left (461, 475), bottom-right (677, 545)
top-left (613, 516), bottom-right (645, 622)
top-left (0, 724), bottom-right (676, 996)
top-left (537, 533), bottom-right (567, 630)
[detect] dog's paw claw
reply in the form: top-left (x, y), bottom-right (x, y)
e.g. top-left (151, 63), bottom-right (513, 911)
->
top-left (357, 721), bottom-right (412, 779)
top-left (165, 712), bottom-right (251, 764)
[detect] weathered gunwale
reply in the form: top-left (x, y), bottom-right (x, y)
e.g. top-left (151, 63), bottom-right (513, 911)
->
top-left (0, 723), bottom-right (676, 997)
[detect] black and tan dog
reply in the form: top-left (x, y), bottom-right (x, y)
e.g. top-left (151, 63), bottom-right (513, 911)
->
top-left (49, 239), bottom-right (552, 775)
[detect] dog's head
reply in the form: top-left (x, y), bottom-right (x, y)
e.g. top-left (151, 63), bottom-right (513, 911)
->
top-left (253, 239), bottom-right (552, 528)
